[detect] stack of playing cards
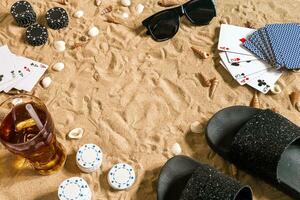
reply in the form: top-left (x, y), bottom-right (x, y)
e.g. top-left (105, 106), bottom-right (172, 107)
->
top-left (244, 23), bottom-right (300, 70)
top-left (0, 45), bottom-right (48, 93)
top-left (218, 24), bottom-right (283, 94)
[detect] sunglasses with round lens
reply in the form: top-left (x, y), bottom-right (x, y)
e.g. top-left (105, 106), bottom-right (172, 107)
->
top-left (142, 0), bottom-right (216, 42)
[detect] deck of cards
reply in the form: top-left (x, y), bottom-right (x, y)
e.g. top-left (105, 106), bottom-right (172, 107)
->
top-left (244, 23), bottom-right (300, 70)
top-left (218, 24), bottom-right (283, 94)
top-left (0, 45), bottom-right (48, 93)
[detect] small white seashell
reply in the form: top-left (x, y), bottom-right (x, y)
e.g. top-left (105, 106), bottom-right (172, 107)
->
top-left (270, 84), bottom-right (282, 94)
top-left (136, 3), bottom-right (144, 14)
top-left (95, 0), bottom-right (102, 6)
top-left (121, 12), bottom-right (129, 19)
top-left (293, 69), bottom-right (300, 73)
top-left (68, 128), bottom-right (84, 139)
top-left (190, 121), bottom-right (202, 133)
top-left (121, 0), bottom-right (131, 7)
top-left (54, 40), bottom-right (66, 52)
top-left (74, 10), bottom-right (84, 18)
top-left (52, 62), bottom-right (65, 71)
top-left (171, 143), bottom-right (182, 155)
top-left (88, 26), bottom-right (100, 37)
top-left (12, 98), bottom-right (23, 105)
top-left (41, 77), bottom-right (52, 88)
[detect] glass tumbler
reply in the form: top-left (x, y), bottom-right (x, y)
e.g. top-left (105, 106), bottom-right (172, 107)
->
top-left (0, 95), bottom-right (66, 175)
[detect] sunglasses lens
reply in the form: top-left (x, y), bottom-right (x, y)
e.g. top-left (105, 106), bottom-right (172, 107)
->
top-left (185, 0), bottom-right (216, 25)
top-left (148, 11), bottom-right (179, 41)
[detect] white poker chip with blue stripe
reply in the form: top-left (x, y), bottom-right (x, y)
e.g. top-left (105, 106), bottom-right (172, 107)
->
top-left (76, 144), bottom-right (103, 173)
top-left (108, 163), bottom-right (136, 190)
top-left (58, 177), bottom-right (91, 200)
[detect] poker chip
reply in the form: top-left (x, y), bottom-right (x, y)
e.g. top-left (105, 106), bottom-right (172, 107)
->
top-left (10, 1), bottom-right (36, 27)
top-left (58, 177), bottom-right (92, 200)
top-left (108, 163), bottom-right (136, 190)
top-left (25, 24), bottom-right (48, 46)
top-left (76, 144), bottom-right (103, 173)
top-left (46, 7), bottom-right (69, 30)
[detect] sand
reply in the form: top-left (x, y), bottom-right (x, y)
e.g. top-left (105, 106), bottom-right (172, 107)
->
top-left (0, 0), bottom-right (299, 199)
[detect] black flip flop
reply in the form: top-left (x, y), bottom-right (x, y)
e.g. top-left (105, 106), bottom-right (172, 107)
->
top-left (206, 105), bottom-right (300, 199)
top-left (157, 155), bottom-right (252, 200)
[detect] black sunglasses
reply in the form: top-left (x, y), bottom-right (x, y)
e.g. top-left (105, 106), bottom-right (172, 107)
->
top-left (142, 0), bottom-right (216, 42)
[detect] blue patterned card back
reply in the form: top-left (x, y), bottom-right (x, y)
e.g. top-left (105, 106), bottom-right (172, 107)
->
top-left (265, 23), bottom-right (300, 69)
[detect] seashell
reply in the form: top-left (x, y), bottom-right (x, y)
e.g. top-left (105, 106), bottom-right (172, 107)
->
top-left (191, 46), bottom-right (210, 59)
top-left (230, 164), bottom-right (238, 177)
top-left (60, 0), bottom-right (68, 5)
top-left (52, 62), bottom-right (65, 71)
top-left (135, 3), bottom-right (144, 14)
top-left (209, 78), bottom-right (219, 99)
top-left (121, 12), bottom-right (129, 19)
top-left (79, 36), bottom-right (88, 42)
top-left (197, 73), bottom-right (211, 87)
top-left (244, 21), bottom-right (255, 29)
top-left (171, 143), bottom-right (182, 155)
top-left (290, 91), bottom-right (300, 112)
top-left (95, 0), bottom-right (102, 6)
top-left (121, 0), bottom-right (131, 7)
top-left (41, 77), bottom-right (52, 88)
top-left (88, 26), bottom-right (100, 37)
top-left (190, 121), bottom-right (202, 133)
top-left (250, 91), bottom-right (260, 108)
top-left (71, 43), bottom-right (86, 49)
top-left (68, 128), bottom-right (84, 139)
top-left (220, 18), bottom-right (228, 24)
top-left (270, 84), bottom-right (281, 94)
top-left (12, 98), bottom-right (23, 105)
top-left (74, 10), bottom-right (84, 18)
top-left (158, 0), bottom-right (181, 7)
top-left (293, 69), bottom-right (300, 73)
top-left (100, 6), bottom-right (113, 15)
top-left (54, 40), bottom-right (66, 52)
top-left (271, 107), bottom-right (279, 113)
top-left (105, 15), bottom-right (120, 24)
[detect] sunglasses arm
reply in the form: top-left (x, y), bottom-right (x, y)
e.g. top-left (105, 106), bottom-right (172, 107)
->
top-left (174, 5), bottom-right (185, 17)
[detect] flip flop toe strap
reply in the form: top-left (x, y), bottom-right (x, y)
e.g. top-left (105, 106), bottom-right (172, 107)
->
top-left (230, 109), bottom-right (300, 182)
top-left (180, 165), bottom-right (248, 200)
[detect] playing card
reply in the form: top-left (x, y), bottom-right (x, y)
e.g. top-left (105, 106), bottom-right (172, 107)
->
top-left (247, 68), bottom-right (283, 94)
top-left (225, 51), bottom-right (259, 63)
top-left (218, 24), bottom-right (255, 55)
top-left (0, 46), bottom-right (19, 88)
top-left (0, 46), bottom-right (35, 91)
top-left (220, 52), bottom-right (271, 85)
top-left (11, 57), bottom-right (48, 92)
top-left (2, 55), bottom-right (36, 92)
top-left (0, 45), bottom-right (49, 93)
top-left (246, 30), bottom-right (274, 64)
top-left (220, 59), bottom-right (282, 93)
top-left (258, 28), bottom-right (279, 67)
top-left (265, 23), bottom-right (300, 69)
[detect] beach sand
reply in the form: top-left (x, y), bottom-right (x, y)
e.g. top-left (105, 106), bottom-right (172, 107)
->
top-left (0, 0), bottom-right (299, 199)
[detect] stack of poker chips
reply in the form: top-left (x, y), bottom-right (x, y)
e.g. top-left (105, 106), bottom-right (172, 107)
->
top-left (76, 144), bottom-right (103, 173)
top-left (10, 1), bottom-right (69, 46)
top-left (58, 177), bottom-right (92, 200)
top-left (107, 163), bottom-right (136, 190)
top-left (10, 1), bottom-right (36, 27)
top-left (25, 24), bottom-right (48, 46)
top-left (46, 7), bottom-right (69, 30)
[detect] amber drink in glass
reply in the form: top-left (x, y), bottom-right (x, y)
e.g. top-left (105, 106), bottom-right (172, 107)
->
top-left (0, 95), bottom-right (66, 175)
